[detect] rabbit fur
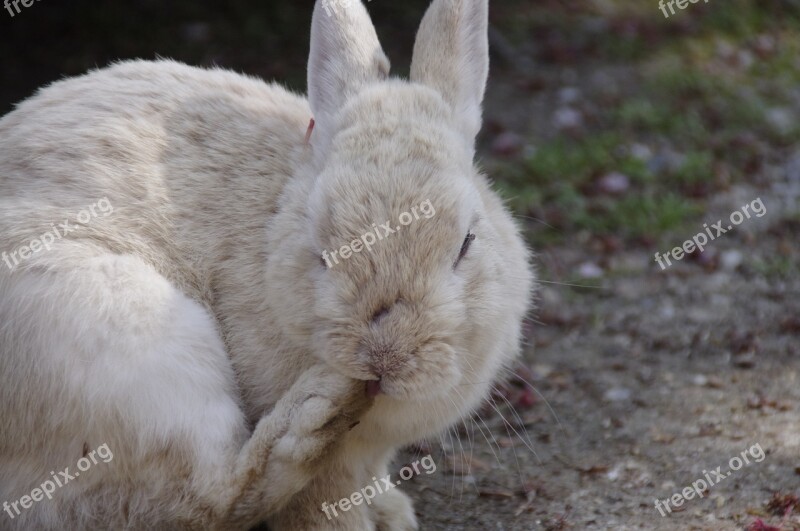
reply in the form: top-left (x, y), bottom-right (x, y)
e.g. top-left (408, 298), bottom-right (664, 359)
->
top-left (0, 0), bottom-right (534, 529)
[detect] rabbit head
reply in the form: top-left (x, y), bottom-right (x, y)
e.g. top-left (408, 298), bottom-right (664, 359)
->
top-left (301, 0), bottom-right (534, 443)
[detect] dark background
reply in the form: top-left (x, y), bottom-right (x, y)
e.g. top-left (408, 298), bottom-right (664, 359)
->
top-left (0, 0), bottom-right (471, 114)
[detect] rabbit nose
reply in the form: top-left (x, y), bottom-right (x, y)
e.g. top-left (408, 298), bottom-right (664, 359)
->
top-left (369, 361), bottom-right (387, 379)
top-left (368, 345), bottom-right (402, 377)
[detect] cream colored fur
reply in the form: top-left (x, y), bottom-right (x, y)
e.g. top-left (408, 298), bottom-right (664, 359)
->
top-left (0, 0), bottom-right (534, 529)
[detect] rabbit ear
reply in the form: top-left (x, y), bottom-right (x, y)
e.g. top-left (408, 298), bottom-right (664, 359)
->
top-left (410, 0), bottom-right (489, 144)
top-left (308, 0), bottom-right (390, 140)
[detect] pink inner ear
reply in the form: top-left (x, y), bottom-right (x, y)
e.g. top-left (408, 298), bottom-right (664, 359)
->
top-left (304, 118), bottom-right (316, 145)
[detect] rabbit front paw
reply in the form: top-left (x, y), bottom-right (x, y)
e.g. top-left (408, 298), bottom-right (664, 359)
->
top-left (371, 488), bottom-right (418, 531)
top-left (272, 366), bottom-right (373, 469)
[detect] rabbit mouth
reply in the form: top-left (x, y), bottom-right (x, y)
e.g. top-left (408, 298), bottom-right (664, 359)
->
top-left (365, 378), bottom-right (383, 397)
top-left (357, 363), bottom-right (463, 402)
top-left (318, 334), bottom-right (463, 400)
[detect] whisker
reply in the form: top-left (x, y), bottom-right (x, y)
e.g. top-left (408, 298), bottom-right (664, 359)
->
top-left (512, 213), bottom-right (560, 231)
top-left (498, 367), bottom-right (566, 434)
top-left (469, 410), bottom-right (502, 469)
top-left (489, 393), bottom-right (527, 484)
top-left (535, 279), bottom-right (608, 290)
top-left (485, 395), bottom-right (542, 465)
top-left (493, 386), bottom-right (537, 454)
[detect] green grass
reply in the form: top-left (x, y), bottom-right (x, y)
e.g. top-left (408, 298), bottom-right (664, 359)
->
top-left (493, 133), bottom-right (701, 245)
top-left (752, 256), bottom-right (798, 279)
top-left (573, 195), bottom-right (701, 237)
top-left (492, 0), bottom-right (800, 250)
top-left (670, 152), bottom-right (714, 187)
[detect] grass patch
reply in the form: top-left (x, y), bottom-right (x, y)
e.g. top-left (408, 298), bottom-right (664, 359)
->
top-left (572, 194), bottom-right (700, 238)
top-left (752, 256), bottom-right (798, 279)
top-left (492, 0), bottom-right (800, 247)
top-left (493, 134), bottom-right (701, 244)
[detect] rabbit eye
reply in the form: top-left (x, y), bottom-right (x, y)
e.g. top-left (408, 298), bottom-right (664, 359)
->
top-left (454, 232), bottom-right (476, 268)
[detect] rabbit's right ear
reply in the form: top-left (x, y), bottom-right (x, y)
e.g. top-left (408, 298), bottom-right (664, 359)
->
top-left (411, 0), bottom-right (489, 146)
top-left (308, 0), bottom-right (390, 146)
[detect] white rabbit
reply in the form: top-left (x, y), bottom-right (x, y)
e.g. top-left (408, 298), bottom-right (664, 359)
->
top-left (0, 0), bottom-right (534, 529)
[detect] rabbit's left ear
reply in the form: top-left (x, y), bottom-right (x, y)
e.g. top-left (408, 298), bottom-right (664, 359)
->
top-left (410, 0), bottom-right (489, 144)
top-left (308, 0), bottom-right (390, 141)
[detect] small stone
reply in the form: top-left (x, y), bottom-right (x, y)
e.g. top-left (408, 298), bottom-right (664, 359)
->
top-left (719, 250), bottom-right (744, 272)
top-left (553, 107), bottom-right (583, 131)
top-left (604, 387), bottom-right (632, 402)
top-left (648, 149), bottom-right (685, 175)
top-left (532, 364), bottom-right (554, 378)
top-left (691, 374), bottom-right (708, 386)
top-left (766, 107), bottom-right (794, 135)
top-left (597, 172), bottom-right (630, 195)
top-left (713, 495), bottom-right (725, 509)
top-left (558, 86), bottom-right (581, 105)
top-left (578, 262), bottom-right (604, 279)
top-left (733, 353), bottom-right (757, 369)
top-left (630, 144), bottom-right (652, 161)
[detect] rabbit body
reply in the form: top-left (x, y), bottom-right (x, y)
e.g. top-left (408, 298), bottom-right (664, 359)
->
top-left (0, 1), bottom-right (534, 529)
